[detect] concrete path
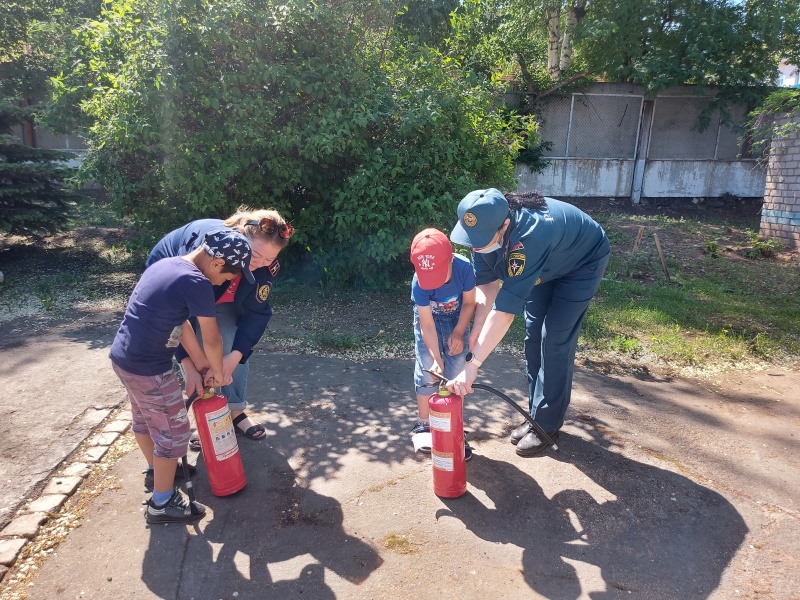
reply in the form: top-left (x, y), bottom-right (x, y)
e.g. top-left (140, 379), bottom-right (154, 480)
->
top-left (2, 343), bottom-right (796, 599)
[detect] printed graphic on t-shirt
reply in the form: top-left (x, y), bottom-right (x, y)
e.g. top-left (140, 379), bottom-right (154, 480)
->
top-left (430, 295), bottom-right (460, 316)
top-left (166, 323), bottom-right (184, 348)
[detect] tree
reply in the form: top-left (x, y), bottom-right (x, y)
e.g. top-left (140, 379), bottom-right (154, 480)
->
top-left (450, 0), bottom-right (800, 116)
top-left (48, 0), bottom-right (535, 287)
top-left (0, 98), bottom-right (78, 236)
top-left (0, 1), bottom-right (95, 236)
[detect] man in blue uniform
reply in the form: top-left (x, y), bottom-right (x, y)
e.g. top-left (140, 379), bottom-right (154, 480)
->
top-left (446, 189), bottom-right (610, 456)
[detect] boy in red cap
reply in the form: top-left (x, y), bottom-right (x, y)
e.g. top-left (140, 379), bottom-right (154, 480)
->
top-left (409, 228), bottom-right (476, 458)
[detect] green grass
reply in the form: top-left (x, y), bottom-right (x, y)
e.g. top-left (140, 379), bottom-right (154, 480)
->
top-left (2, 196), bottom-right (798, 376)
top-left (575, 206), bottom-right (798, 372)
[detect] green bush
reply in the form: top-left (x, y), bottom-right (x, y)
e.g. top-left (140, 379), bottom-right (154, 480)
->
top-left (48, 0), bottom-right (535, 287)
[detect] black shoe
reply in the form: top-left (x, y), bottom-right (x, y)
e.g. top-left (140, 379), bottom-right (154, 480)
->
top-left (146, 488), bottom-right (206, 524)
top-left (143, 463), bottom-right (197, 493)
top-left (510, 421), bottom-right (532, 445)
top-left (464, 440), bottom-right (473, 462)
top-left (515, 429), bottom-right (560, 457)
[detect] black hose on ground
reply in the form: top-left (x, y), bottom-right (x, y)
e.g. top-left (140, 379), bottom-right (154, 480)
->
top-left (424, 370), bottom-right (558, 452)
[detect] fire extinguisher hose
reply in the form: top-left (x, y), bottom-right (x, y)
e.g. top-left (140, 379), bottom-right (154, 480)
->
top-left (470, 383), bottom-right (558, 451)
top-left (425, 370), bottom-right (558, 452)
top-left (182, 391), bottom-right (203, 514)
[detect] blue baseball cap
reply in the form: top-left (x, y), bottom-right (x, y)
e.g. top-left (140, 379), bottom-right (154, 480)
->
top-left (202, 229), bottom-right (256, 284)
top-left (450, 188), bottom-right (510, 248)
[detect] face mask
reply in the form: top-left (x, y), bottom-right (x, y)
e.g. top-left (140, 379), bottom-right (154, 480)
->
top-left (474, 241), bottom-right (501, 254)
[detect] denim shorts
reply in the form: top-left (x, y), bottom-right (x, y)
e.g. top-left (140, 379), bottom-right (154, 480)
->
top-left (413, 313), bottom-right (469, 395)
top-left (112, 363), bottom-right (191, 459)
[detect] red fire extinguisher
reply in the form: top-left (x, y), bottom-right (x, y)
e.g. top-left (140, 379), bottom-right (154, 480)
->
top-left (428, 387), bottom-right (467, 498)
top-left (191, 389), bottom-right (247, 497)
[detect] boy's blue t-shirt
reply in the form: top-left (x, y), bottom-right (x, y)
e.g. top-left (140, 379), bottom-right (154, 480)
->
top-left (411, 254), bottom-right (476, 319)
top-left (110, 257), bottom-right (217, 376)
top-left (145, 218), bottom-right (277, 364)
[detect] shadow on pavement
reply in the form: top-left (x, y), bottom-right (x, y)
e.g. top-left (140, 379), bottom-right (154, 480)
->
top-left (141, 444), bottom-right (383, 598)
top-left (438, 425), bottom-right (748, 599)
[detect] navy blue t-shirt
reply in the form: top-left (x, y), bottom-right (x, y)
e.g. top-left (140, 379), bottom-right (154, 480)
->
top-left (110, 257), bottom-right (217, 376)
top-left (146, 218), bottom-right (276, 363)
top-left (411, 254), bottom-right (476, 320)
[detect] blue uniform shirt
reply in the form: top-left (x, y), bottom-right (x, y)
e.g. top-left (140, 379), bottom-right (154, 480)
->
top-left (411, 254), bottom-right (476, 319)
top-left (146, 219), bottom-right (277, 363)
top-left (474, 198), bottom-right (610, 315)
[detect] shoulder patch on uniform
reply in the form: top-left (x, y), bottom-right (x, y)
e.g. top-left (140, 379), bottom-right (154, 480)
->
top-left (508, 252), bottom-right (526, 277)
top-left (269, 260), bottom-right (281, 277)
top-left (257, 282), bottom-right (271, 302)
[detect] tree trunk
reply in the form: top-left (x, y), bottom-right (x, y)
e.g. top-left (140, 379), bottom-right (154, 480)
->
top-left (559, 0), bottom-right (586, 72)
top-left (547, 6), bottom-right (561, 79)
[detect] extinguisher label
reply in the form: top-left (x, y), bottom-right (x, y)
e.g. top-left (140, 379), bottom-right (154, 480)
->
top-left (431, 450), bottom-right (454, 472)
top-left (429, 409), bottom-right (451, 432)
top-left (205, 406), bottom-right (239, 461)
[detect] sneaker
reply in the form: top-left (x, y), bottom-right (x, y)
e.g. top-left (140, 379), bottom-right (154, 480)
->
top-left (464, 440), bottom-right (473, 462)
top-left (410, 422), bottom-right (430, 435)
top-left (145, 488), bottom-right (206, 524)
top-left (143, 463), bottom-right (197, 493)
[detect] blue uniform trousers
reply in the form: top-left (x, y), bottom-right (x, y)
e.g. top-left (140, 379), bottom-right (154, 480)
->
top-left (524, 252), bottom-right (610, 431)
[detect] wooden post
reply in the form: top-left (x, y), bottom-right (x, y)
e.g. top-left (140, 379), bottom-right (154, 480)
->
top-left (653, 233), bottom-right (670, 281)
top-left (632, 226), bottom-right (645, 254)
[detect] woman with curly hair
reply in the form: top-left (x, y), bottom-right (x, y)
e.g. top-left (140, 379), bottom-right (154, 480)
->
top-left (146, 207), bottom-right (293, 443)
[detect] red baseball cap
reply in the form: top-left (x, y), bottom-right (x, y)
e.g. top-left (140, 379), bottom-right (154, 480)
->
top-left (410, 228), bottom-right (453, 290)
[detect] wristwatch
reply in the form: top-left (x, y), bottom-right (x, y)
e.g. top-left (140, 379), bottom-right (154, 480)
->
top-left (465, 351), bottom-right (483, 368)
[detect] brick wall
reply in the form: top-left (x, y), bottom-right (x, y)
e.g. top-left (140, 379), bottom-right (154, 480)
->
top-left (761, 111), bottom-right (800, 251)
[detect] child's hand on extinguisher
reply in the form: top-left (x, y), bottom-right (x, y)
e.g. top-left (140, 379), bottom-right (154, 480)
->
top-left (203, 369), bottom-right (224, 389)
top-left (430, 359), bottom-right (444, 378)
top-left (181, 358), bottom-right (205, 399)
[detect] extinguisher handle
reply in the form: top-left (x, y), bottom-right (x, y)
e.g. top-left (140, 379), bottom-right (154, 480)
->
top-left (423, 369), bottom-right (448, 387)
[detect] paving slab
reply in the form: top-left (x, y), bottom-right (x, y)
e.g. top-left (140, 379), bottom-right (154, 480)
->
top-left (1, 513), bottom-right (48, 539)
top-left (60, 463), bottom-right (91, 479)
top-left (24, 495), bottom-right (67, 514)
top-left (82, 446), bottom-right (109, 463)
top-left (0, 538), bottom-right (27, 566)
top-left (89, 431), bottom-right (121, 446)
top-left (41, 476), bottom-right (82, 497)
top-left (18, 352), bottom-right (800, 600)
